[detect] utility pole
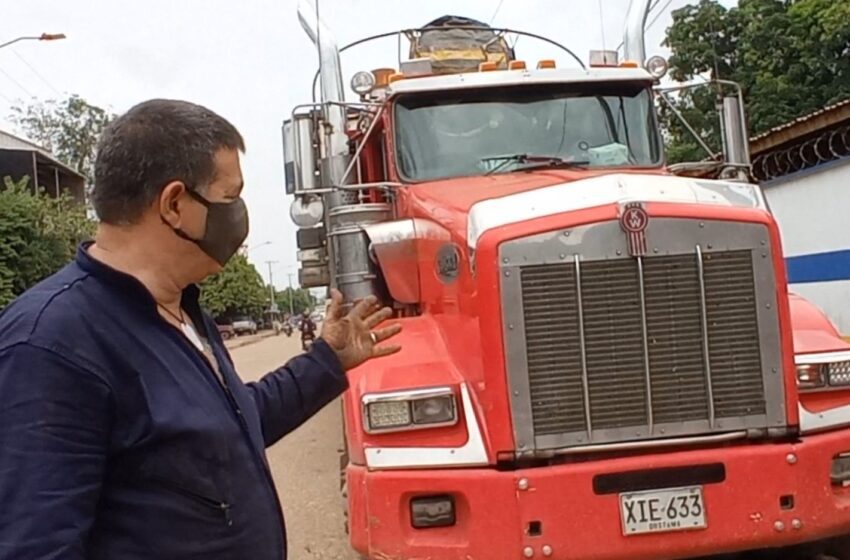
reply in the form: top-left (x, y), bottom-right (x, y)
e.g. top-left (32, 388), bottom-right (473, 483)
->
top-left (265, 260), bottom-right (278, 312)
top-left (287, 273), bottom-right (295, 316)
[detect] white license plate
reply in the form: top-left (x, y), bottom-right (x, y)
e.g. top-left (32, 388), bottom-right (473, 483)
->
top-left (620, 486), bottom-right (707, 535)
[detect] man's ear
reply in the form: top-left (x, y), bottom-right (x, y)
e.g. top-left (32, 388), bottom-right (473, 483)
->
top-left (159, 181), bottom-right (188, 228)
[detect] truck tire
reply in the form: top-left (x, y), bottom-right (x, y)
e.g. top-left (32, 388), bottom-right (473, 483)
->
top-left (825, 534), bottom-right (850, 559)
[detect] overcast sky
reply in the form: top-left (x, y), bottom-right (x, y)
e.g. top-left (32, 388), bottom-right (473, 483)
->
top-left (0, 0), bottom-right (734, 289)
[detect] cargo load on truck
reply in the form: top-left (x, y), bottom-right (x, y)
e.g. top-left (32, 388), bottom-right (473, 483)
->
top-left (407, 15), bottom-right (515, 74)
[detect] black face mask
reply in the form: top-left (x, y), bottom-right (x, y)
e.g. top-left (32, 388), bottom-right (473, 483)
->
top-left (170, 189), bottom-right (249, 266)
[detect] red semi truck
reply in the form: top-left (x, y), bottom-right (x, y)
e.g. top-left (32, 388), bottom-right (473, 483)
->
top-left (283, 1), bottom-right (850, 557)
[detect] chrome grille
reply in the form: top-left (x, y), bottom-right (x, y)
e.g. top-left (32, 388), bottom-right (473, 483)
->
top-left (643, 256), bottom-right (708, 424)
top-left (510, 239), bottom-right (774, 447)
top-left (703, 251), bottom-right (765, 418)
top-left (581, 260), bottom-right (647, 430)
top-left (521, 265), bottom-right (584, 435)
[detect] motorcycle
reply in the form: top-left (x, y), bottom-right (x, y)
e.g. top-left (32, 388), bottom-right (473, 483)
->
top-left (282, 323), bottom-right (293, 337)
top-left (300, 316), bottom-right (317, 352)
top-left (301, 331), bottom-right (315, 351)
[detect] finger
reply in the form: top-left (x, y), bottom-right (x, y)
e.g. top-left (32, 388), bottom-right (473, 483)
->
top-left (326, 289), bottom-right (345, 321)
top-left (371, 323), bottom-right (402, 343)
top-left (372, 344), bottom-right (402, 358)
top-left (349, 295), bottom-right (378, 320)
top-left (364, 306), bottom-right (393, 329)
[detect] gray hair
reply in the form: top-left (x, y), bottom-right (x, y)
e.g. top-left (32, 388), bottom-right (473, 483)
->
top-left (92, 99), bottom-right (245, 224)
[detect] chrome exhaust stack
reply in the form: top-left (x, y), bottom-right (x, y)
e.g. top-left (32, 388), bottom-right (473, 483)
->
top-left (297, 0), bottom-right (350, 193)
top-left (623, 0), bottom-right (652, 66)
top-left (296, 0), bottom-right (389, 305)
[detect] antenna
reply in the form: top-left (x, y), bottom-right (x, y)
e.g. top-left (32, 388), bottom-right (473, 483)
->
top-left (315, 0), bottom-right (321, 69)
top-left (598, 0), bottom-right (607, 51)
top-left (489, 0), bottom-right (506, 25)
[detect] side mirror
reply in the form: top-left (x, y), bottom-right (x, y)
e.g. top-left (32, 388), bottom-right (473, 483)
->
top-left (282, 120), bottom-right (296, 195)
top-left (282, 112), bottom-right (319, 195)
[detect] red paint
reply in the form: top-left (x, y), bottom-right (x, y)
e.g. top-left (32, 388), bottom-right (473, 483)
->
top-left (345, 103), bottom-right (850, 556)
top-left (344, 315), bottom-right (481, 466)
top-left (790, 293), bottom-right (850, 354)
top-left (348, 428), bottom-right (850, 559)
top-left (789, 292), bottom-right (850, 414)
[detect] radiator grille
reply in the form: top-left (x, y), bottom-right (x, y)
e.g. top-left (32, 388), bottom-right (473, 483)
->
top-left (518, 250), bottom-right (765, 440)
top-left (522, 266), bottom-right (584, 435)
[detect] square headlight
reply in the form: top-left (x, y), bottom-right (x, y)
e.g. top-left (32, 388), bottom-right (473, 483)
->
top-left (797, 363), bottom-right (827, 390)
top-left (364, 388), bottom-right (458, 433)
top-left (367, 401), bottom-right (412, 431)
top-left (797, 354), bottom-right (850, 391)
top-left (412, 396), bottom-right (456, 425)
top-left (828, 361), bottom-right (850, 387)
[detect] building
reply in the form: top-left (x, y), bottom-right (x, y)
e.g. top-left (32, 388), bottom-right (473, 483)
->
top-left (751, 98), bottom-right (850, 336)
top-left (0, 129), bottom-right (86, 204)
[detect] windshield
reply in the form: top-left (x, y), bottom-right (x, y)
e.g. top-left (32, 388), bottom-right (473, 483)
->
top-left (394, 82), bottom-right (662, 181)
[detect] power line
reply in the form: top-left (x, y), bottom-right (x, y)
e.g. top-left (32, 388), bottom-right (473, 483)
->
top-left (649, 0), bottom-right (664, 15)
top-left (0, 67), bottom-right (35, 98)
top-left (615, 0), bottom-right (674, 53)
top-left (647, 0), bottom-right (676, 34)
top-left (10, 48), bottom-right (61, 96)
top-left (489, 0), bottom-right (506, 25)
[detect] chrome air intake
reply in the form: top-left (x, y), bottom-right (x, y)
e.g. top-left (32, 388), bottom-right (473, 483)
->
top-left (500, 218), bottom-right (786, 452)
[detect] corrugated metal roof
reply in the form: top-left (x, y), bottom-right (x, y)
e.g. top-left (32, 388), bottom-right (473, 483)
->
top-left (0, 129), bottom-right (45, 151)
top-left (750, 97), bottom-right (850, 155)
top-left (0, 128), bottom-right (85, 180)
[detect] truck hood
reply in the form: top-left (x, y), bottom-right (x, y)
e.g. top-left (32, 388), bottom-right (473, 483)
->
top-left (401, 170), bottom-right (769, 249)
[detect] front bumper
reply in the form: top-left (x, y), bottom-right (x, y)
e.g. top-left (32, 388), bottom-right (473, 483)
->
top-left (348, 429), bottom-right (850, 559)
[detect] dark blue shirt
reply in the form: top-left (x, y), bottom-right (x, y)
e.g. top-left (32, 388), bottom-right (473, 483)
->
top-left (0, 244), bottom-right (348, 559)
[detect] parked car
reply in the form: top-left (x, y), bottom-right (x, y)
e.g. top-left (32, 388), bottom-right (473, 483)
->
top-left (232, 317), bottom-right (257, 336)
top-left (216, 323), bottom-right (235, 340)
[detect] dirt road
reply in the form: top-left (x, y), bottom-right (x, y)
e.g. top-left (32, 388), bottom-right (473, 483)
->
top-left (231, 334), bottom-right (358, 560)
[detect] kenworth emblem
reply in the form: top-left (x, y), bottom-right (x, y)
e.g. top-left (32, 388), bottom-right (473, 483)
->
top-left (619, 202), bottom-right (649, 257)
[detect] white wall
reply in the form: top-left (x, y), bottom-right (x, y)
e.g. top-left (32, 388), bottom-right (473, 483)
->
top-left (764, 157), bottom-right (850, 334)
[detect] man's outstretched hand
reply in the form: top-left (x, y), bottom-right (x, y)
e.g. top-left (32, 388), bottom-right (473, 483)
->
top-left (320, 290), bottom-right (402, 371)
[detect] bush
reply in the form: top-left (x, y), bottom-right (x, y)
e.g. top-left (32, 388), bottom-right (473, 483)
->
top-left (0, 176), bottom-right (95, 307)
top-left (199, 253), bottom-right (268, 320)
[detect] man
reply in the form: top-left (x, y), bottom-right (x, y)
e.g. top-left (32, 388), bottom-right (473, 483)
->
top-left (0, 99), bottom-right (401, 559)
top-left (300, 308), bottom-right (317, 351)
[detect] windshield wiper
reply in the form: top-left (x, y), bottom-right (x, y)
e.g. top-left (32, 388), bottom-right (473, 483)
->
top-left (482, 154), bottom-right (589, 175)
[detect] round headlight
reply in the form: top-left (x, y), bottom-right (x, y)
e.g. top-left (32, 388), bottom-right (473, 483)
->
top-left (289, 197), bottom-right (324, 228)
top-left (646, 55), bottom-right (669, 80)
top-left (350, 71), bottom-right (376, 95)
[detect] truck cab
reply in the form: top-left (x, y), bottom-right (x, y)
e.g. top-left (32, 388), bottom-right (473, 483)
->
top-left (284, 2), bottom-right (850, 558)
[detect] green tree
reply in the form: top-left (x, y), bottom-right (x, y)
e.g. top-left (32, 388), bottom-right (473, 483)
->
top-left (0, 176), bottom-right (96, 307)
top-left (199, 254), bottom-right (268, 320)
top-left (661, 0), bottom-right (850, 162)
top-left (275, 287), bottom-right (316, 316)
top-left (9, 94), bottom-right (115, 187)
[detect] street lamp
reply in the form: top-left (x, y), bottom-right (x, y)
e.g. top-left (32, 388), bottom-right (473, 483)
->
top-left (0, 33), bottom-right (67, 51)
top-left (249, 241), bottom-right (272, 252)
top-left (240, 240), bottom-right (271, 257)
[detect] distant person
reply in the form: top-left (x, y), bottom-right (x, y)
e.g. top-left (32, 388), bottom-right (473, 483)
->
top-left (300, 308), bottom-right (317, 351)
top-left (0, 99), bottom-right (401, 560)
